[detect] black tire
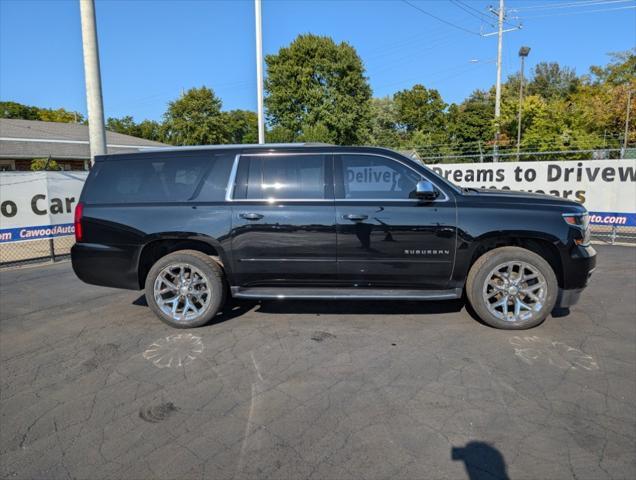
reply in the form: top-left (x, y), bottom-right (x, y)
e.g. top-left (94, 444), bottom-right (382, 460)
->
top-left (466, 246), bottom-right (558, 330)
top-left (144, 250), bottom-right (225, 328)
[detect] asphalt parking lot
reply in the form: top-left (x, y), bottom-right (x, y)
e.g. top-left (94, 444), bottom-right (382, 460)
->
top-left (1, 245), bottom-right (634, 480)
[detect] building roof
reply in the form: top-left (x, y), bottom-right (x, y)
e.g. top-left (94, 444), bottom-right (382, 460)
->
top-left (0, 118), bottom-right (167, 160)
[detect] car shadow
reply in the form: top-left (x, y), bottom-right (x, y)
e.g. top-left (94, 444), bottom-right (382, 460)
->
top-left (132, 294), bottom-right (259, 326)
top-left (132, 292), bottom-right (570, 327)
top-left (451, 441), bottom-right (509, 480)
top-left (253, 298), bottom-right (466, 316)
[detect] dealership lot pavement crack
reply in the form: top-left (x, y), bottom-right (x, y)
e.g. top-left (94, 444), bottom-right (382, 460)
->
top-left (1, 245), bottom-right (634, 480)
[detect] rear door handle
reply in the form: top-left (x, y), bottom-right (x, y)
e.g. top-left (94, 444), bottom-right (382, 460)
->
top-left (343, 214), bottom-right (368, 222)
top-left (239, 212), bottom-right (264, 221)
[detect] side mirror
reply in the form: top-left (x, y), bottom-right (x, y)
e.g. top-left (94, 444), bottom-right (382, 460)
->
top-left (415, 180), bottom-right (438, 200)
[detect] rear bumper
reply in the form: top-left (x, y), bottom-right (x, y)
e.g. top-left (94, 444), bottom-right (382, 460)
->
top-left (71, 243), bottom-right (141, 290)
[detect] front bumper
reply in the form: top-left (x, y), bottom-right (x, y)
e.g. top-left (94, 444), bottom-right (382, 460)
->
top-left (561, 244), bottom-right (597, 290)
top-left (556, 287), bottom-right (585, 308)
top-left (555, 243), bottom-right (597, 308)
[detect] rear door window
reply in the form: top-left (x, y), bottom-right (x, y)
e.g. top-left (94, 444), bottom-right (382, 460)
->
top-left (84, 153), bottom-right (233, 203)
top-left (237, 154), bottom-right (328, 200)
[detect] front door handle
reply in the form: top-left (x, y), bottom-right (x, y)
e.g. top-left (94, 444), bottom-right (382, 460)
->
top-left (239, 212), bottom-right (264, 221)
top-left (343, 214), bottom-right (368, 222)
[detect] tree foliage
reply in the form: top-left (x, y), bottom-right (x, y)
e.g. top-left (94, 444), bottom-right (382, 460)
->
top-left (526, 62), bottom-right (580, 99)
top-left (3, 43), bottom-right (633, 160)
top-left (394, 84), bottom-right (446, 134)
top-left (106, 116), bottom-right (163, 142)
top-left (1, 101), bottom-right (84, 123)
top-left (264, 34), bottom-right (372, 145)
top-left (161, 87), bottom-right (228, 145)
top-left (30, 158), bottom-right (60, 171)
top-left (222, 110), bottom-right (258, 144)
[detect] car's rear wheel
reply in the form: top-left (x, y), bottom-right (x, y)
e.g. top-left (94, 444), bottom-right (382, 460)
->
top-left (145, 250), bottom-right (225, 328)
top-left (466, 246), bottom-right (558, 329)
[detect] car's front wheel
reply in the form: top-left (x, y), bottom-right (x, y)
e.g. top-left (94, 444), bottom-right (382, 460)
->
top-left (466, 246), bottom-right (558, 329)
top-left (145, 250), bottom-right (225, 328)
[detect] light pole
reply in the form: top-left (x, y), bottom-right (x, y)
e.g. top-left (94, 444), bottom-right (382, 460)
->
top-left (79, 0), bottom-right (106, 165)
top-left (254, 0), bottom-right (265, 144)
top-left (516, 46), bottom-right (530, 161)
top-left (493, 0), bottom-right (505, 162)
top-left (623, 88), bottom-right (632, 158)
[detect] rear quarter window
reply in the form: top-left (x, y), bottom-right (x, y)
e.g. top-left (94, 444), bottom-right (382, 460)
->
top-left (83, 153), bottom-right (233, 204)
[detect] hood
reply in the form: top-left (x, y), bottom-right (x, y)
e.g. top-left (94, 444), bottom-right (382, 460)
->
top-left (461, 187), bottom-right (585, 210)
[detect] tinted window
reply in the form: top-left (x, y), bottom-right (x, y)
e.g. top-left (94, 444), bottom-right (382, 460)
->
top-left (339, 155), bottom-right (423, 200)
top-left (193, 154), bottom-right (234, 201)
top-left (244, 155), bottom-right (326, 200)
top-left (84, 154), bottom-right (220, 204)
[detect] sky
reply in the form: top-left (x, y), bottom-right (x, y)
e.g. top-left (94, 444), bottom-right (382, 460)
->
top-left (1, 0), bottom-right (635, 122)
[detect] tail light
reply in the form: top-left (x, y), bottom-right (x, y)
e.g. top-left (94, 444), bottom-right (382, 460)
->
top-left (74, 202), bottom-right (84, 242)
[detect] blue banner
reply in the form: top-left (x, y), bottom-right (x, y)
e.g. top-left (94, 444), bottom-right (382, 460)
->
top-left (0, 223), bottom-right (75, 243)
top-left (588, 212), bottom-right (636, 227)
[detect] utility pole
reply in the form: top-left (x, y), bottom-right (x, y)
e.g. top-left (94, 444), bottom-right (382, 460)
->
top-left (493, 0), bottom-right (505, 162)
top-left (254, 0), bottom-right (265, 144)
top-left (79, 0), bottom-right (106, 165)
top-left (623, 88), bottom-right (632, 158)
top-left (516, 46), bottom-right (530, 161)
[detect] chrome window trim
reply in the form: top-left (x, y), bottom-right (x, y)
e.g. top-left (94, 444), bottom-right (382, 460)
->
top-left (225, 151), bottom-right (450, 203)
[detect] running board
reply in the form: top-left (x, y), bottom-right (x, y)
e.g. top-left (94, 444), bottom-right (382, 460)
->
top-left (231, 286), bottom-right (462, 301)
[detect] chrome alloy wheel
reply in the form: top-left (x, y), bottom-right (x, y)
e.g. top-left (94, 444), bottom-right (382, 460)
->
top-left (153, 263), bottom-right (210, 322)
top-left (482, 261), bottom-right (547, 323)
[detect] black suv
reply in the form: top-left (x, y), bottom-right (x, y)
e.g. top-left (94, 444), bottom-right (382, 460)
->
top-left (71, 144), bottom-right (596, 329)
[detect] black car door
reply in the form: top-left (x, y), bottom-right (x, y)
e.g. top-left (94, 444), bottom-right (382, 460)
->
top-left (335, 153), bottom-right (456, 289)
top-left (229, 153), bottom-right (337, 287)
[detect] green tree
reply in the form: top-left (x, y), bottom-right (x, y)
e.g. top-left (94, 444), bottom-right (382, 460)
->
top-left (446, 90), bottom-right (495, 153)
top-left (222, 110), bottom-right (258, 144)
top-left (264, 34), bottom-right (372, 145)
top-left (368, 97), bottom-right (403, 148)
top-left (527, 62), bottom-right (580, 100)
top-left (106, 116), bottom-right (163, 142)
top-left (161, 87), bottom-right (228, 145)
top-left (0, 101), bottom-right (83, 123)
top-left (0, 101), bottom-right (40, 120)
top-left (38, 108), bottom-right (84, 123)
top-left (106, 115), bottom-right (138, 135)
top-left (297, 122), bottom-right (334, 143)
top-left (135, 119), bottom-right (163, 142)
top-left (265, 125), bottom-right (295, 143)
top-left (394, 84), bottom-right (447, 134)
top-left (590, 49), bottom-right (635, 86)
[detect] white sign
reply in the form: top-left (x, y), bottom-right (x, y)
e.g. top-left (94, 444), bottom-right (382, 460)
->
top-left (0, 172), bottom-right (88, 243)
top-left (431, 160), bottom-right (636, 226)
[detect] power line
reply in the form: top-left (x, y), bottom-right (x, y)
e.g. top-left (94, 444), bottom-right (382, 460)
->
top-left (450, 0), bottom-right (496, 27)
top-left (374, 61), bottom-right (486, 91)
top-left (368, 35), bottom-right (460, 73)
top-left (400, 0), bottom-right (481, 36)
top-left (511, 0), bottom-right (633, 11)
top-left (365, 31), bottom-right (456, 64)
top-left (519, 4), bottom-right (635, 18)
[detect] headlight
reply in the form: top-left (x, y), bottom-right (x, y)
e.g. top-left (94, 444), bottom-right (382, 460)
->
top-left (563, 213), bottom-right (590, 246)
